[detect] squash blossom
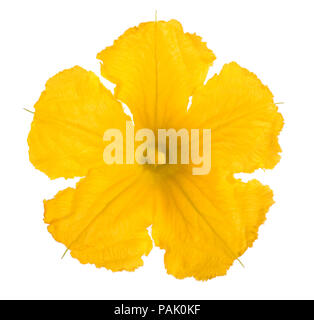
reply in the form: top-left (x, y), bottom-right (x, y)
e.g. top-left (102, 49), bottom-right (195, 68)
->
top-left (27, 19), bottom-right (283, 280)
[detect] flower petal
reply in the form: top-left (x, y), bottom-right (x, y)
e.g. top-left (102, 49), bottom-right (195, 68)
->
top-left (97, 20), bottom-right (215, 129)
top-left (187, 62), bottom-right (283, 173)
top-left (152, 170), bottom-right (274, 280)
top-left (44, 165), bottom-right (153, 271)
top-left (28, 66), bottom-right (129, 179)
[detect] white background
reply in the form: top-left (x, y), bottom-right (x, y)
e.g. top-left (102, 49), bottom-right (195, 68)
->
top-left (0, 0), bottom-right (313, 300)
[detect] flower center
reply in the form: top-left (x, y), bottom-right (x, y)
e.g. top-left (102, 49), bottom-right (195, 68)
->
top-left (140, 146), bottom-right (167, 165)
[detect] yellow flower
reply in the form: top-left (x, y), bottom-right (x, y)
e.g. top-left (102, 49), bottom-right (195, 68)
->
top-left (27, 20), bottom-right (283, 280)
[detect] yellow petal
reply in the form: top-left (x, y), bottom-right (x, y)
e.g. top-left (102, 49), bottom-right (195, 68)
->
top-left (97, 20), bottom-right (215, 130)
top-left (187, 62), bottom-right (283, 173)
top-left (152, 169), bottom-right (274, 280)
top-left (44, 165), bottom-right (153, 271)
top-left (28, 66), bottom-right (129, 179)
